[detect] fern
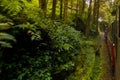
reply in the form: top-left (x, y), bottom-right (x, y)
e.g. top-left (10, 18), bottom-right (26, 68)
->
top-left (0, 14), bottom-right (12, 23)
top-left (0, 23), bottom-right (12, 30)
top-left (0, 41), bottom-right (12, 48)
top-left (0, 33), bottom-right (16, 41)
top-left (0, 32), bottom-right (16, 48)
top-left (1, 0), bottom-right (23, 16)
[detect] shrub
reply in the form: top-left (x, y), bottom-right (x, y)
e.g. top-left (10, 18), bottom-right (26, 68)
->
top-left (0, 20), bottom-right (82, 80)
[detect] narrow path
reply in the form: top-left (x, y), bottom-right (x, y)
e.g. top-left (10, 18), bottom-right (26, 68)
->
top-left (100, 33), bottom-right (115, 80)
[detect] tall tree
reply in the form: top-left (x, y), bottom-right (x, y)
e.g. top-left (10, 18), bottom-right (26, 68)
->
top-left (76, 0), bottom-right (80, 16)
top-left (60, 0), bottom-right (63, 19)
top-left (85, 0), bottom-right (92, 36)
top-left (51, 0), bottom-right (57, 20)
top-left (38, 0), bottom-right (42, 8)
top-left (93, 0), bottom-right (100, 35)
top-left (81, 0), bottom-right (85, 16)
top-left (39, 0), bottom-right (47, 17)
top-left (63, 0), bottom-right (68, 23)
top-left (93, 0), bottom-right (97, 24)
top-left (96, 0), bottom-right (100, 35)
top-left (71, 0), bottom-right (74, 15)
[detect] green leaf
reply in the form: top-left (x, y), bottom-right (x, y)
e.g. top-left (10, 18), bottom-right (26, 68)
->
top-left (0, 23), bottom-right (11, 30)
top-left (0, 32), bottom-right (16, 48)
top-left (0, 41), bottom-right (12, 48)
top-left (0, 32), bottom-right (16, 42)
top-left (62, 44), bottom-right (73, 50)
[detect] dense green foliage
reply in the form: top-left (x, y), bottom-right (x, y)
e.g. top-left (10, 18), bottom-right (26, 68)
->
top-left (0, 0), bottom-right (103, 80)
top-left (0, 1), bottom-right (82, 79)
top-left (0, 21), bottom-right (82, 80)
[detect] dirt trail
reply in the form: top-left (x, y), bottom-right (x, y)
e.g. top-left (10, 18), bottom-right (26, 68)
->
top-left (100, 33), bottom-right (115, 80)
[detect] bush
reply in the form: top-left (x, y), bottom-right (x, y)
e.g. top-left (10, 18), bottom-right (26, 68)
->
top-left (0, 20), bottom-right (82, 80)
top-left (0, 1), bottom-right (83, 79)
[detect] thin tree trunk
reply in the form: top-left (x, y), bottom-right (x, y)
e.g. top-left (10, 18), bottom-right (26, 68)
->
top-left (71, 0), bottom-right (73, 15)
top-left (93, 0), bottom-right (97, 24)
top-left (96, 0), bottom-right (100, 35)
top-left (81, 0), bottom-right (85, 16)
top-left (76, 0), bottom-right (79, 16)
top-left (78, 0), bottom-right (82, 16)
top-left (60, 0), bottom-right (63, 19)
top-left (39, 0), bottom-right (47, 17)
top-left (51, 0), bottom-right (57, 20)
top-left (63, 0), bottom-right (68, 23)
top-left (85, 0), bottom-right (92, 36)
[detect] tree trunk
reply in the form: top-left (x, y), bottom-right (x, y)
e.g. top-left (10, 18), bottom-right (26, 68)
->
top-left (76, 0), bottom-right (79, 16)
top-left (85, 0), bottom-right (92, 36)
top-left (60, 0), bottom-right (63, 19)
top-left (38, 0), bottom-right (42, 8)
top-left (93, 0), bottom-right (100, 35)
top-left (93, 0), bottom-right (97, 24)
top-left (96, 0), bottom-right (100, 35)
top-left (71, 0), bottom-right (73, 15)
top-left (81, 0), bottom-right (85, 16)
top-left (51, 0), bottom-right (57, 20)
top-left (39, 0), bottom-right (47, 17)
top-left (63, 0), bottom-right (68, 23)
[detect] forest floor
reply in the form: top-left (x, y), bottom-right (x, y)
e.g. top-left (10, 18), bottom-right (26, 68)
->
top-left (99, 32), bottom-right (115, 80)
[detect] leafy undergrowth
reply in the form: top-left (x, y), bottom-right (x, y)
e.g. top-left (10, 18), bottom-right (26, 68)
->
top-left (0, 1), bottom-right (103, 79)
top-left (66, 39), bottom-right (102, 80)
top-left (0, 1), bottom-right (83, 79)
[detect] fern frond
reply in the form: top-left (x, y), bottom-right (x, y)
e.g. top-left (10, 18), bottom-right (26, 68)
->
top-left (0, 14), bottom-right (13, 23)
top-left (0, 33), bottom-right (16, 42)
top-left (0, 23), bottom-right (11, 30)
top-left (0, 41), bottom-right (12, 48)
top-left (1, 0), bottom-right (23, 16)
top-left (15, 24), bottom-right (28, 29)
top-left (0, 32), bottom-right (16, 48)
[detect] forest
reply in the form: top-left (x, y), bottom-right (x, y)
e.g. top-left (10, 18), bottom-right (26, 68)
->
top-left (0, 0), bottom-right (120, 80)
